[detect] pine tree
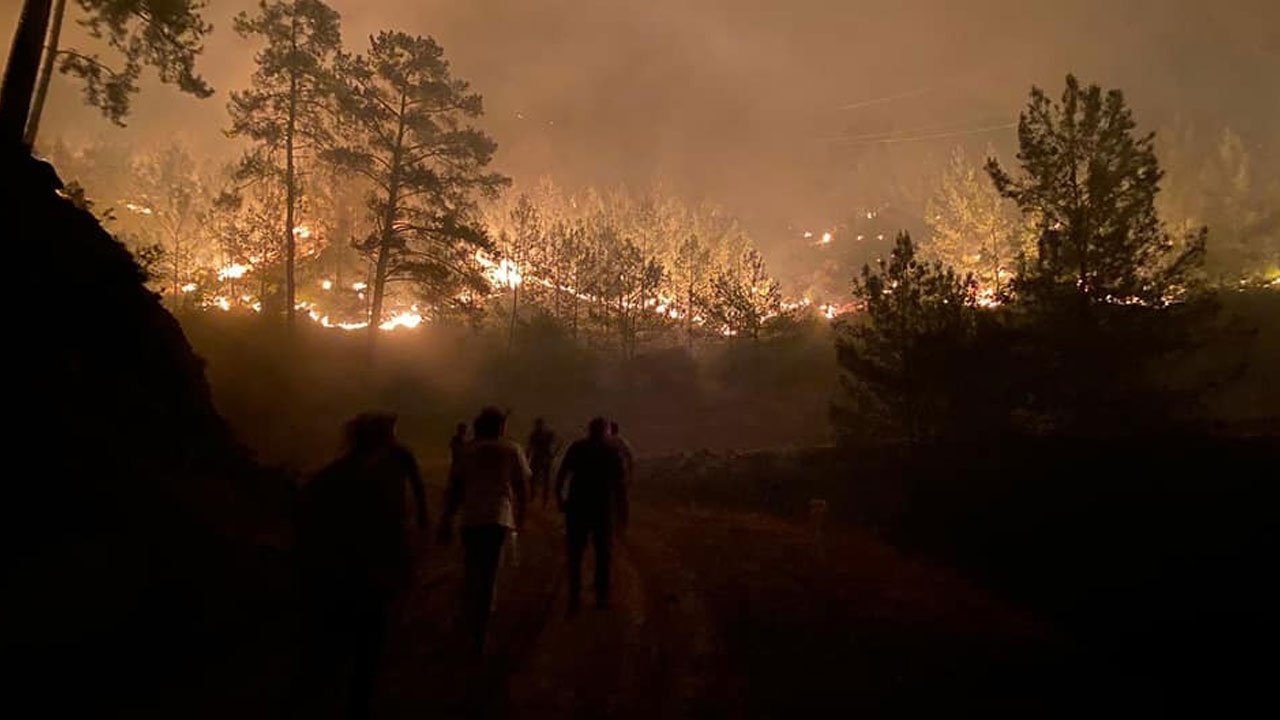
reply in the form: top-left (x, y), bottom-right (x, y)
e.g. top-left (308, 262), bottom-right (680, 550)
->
top-left (833, 233), bottom-right (979, 444)
top-left (227, 0), bottom-right (342, 327)
top-left (1, 0), bottom-right (213, 146)
top-left (987, 74), bottom-right (1205, 308)
top-left (326, 31), bottom-right (508, 335)
top-left (701, 248), bottom-right (782, 341)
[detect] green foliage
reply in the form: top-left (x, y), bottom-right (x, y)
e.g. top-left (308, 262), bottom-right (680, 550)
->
top-left (60, 0), bottom-right (213, 124)
top-left (987, 74), bottom-right (1205, 307)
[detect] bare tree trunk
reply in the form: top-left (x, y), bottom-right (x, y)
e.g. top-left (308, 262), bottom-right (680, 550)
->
top-left (369, 236), bottom-right (391, 332)
top-left (23, 0), bottom-right (65, 147)
top-left (282, 15), bottom-right (300, 328)
top-left (1, 0), bottom-right (53, 148)
top-left (368, 93), bottom-right (408, 344)
top-left (685, 261), bottom-right (694, 351)
top-left (171, 237), bottom-right (180, 302)
top-left (571, 278), bottom-right (579, 340)
top-left (507, 282), bottom-right (518, 352)
top-left (618, 289), bottom-right (626, 358)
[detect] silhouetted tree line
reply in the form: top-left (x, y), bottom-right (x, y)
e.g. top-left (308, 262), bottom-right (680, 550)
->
top-left (835, 75), bottom-right (1229, 443)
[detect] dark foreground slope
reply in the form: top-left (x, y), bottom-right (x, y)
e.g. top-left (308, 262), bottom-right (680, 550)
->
top-left (4, 147), bottom-right (293, 715)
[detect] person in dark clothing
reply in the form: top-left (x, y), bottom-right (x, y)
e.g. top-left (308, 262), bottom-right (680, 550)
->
top-left (527, 417), bottom-right (557, 508)
top-left (438, 407), bottom-right (529, 654)
top-left (556, 417), bottom-right (629, 615)
top-left (296, 412), bottom-right (428, 720)
top-left (449, 422), bottom-right (468, 464)
top-left (609, 420), bottom-right (635, 490)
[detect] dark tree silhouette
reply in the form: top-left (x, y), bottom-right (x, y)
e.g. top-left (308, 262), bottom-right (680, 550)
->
top-left (983, 76), bottom-right (1216, 434)
top-left (326, 31), bottom-right (508, 336)
top-left (1, 0), bottom-right (213, 147)
top-left (227, 0), bottom-right (342, 328)
top-left (986, 74), bottom-right (1205, 308)
top-left (833, 233), bottom-right (980, 444)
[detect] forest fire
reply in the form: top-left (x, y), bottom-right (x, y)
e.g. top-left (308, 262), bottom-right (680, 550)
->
top-left (218, 263), bottom-right (250, 280)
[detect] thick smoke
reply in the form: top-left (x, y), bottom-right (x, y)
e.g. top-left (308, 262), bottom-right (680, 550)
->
top-left (5, 0), bottom-right (1277, 266)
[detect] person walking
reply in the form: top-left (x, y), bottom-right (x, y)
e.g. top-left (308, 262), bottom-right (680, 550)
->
top-left (438, 407), bottom-right (529, 654)
top-left (556, 417), bottom-right (629, 615)
top-left (609, 420), bottom-right (635, 488)
top-left (449, 422), bottom-right (468, 465)
top-left (296, 412), bottom-right (427, 719)
top-left (527, 417), bottom-right (557, 508)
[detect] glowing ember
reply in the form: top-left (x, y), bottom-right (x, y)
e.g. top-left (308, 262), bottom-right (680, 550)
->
top-left (803, 231), bottom-right (813, 239)
top-left (975, 288), bottom-right (1002, 308)
top-left (352, 282), bottom-right (368, 291)
top-left (218, 263), bottom-right (250, 280)
top-left (321, 280), bottom-right (333, 290)
top-left (821, 232), bottom-right (833, 244)
top-left (125, 202), bottom-right (154, 216)
top-left (180, 283), bottom-right (198, 293)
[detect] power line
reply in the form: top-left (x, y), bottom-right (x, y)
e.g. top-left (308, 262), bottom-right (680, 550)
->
top-left (838, 87), bottom-right (933, 111)
top-left (818, 116), bottom-right (1014, 143)
top-left (821, 120), bottom-right (1017, 146)
top-left (869, 121), bottom-right (1017, 144)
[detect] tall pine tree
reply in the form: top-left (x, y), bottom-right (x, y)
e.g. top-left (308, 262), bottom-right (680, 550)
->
top-left (326, 31), bottom-right (508, 335)
top-left (227, 0), bottom-right (341, 327)
top-left (987, 74), bottom-right (1205, 308)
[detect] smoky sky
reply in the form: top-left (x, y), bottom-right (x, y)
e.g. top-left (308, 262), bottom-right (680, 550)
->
top-left (4, 0), bottom-right (1278, 259)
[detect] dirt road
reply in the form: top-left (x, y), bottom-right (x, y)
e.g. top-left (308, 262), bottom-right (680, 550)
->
top-left (359, 501), bottom-right (1073, 718)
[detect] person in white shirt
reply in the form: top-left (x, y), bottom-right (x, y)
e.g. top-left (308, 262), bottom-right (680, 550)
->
top-left (438, 406), bottom-right (530, 653)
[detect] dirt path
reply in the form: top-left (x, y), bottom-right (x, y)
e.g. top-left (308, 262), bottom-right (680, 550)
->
top-left (359, 502), bottom-right (1070, 718)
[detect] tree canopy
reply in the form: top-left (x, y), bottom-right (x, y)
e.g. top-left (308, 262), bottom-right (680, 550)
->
top-left (986, 74), bottom-right (1204, 307)
top-left (326, 31), bottom-right (508, 330)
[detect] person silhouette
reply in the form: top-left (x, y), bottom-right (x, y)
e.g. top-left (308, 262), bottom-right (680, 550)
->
top-left (557, 417), bottom-right (629, 615)
top-left (296, 412), bottom-right (427, 719)
top-left (609, 420), bottom-right (635, 488)
top-left (527, 417), bottom-right (557, 508)
top-left (449, 422), bottom-right (468, 464)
